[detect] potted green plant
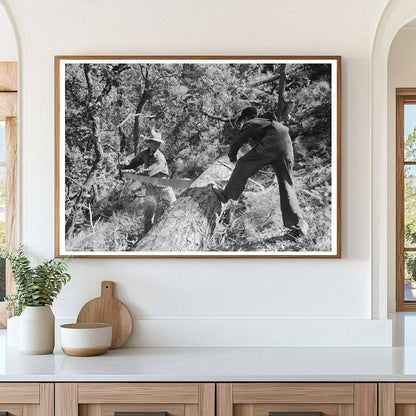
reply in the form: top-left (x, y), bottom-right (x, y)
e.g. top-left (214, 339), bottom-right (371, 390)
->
top-left (1, 246), bottom-right (71, 354)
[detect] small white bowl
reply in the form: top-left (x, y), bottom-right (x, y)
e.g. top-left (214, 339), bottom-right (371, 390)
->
top-left (60, 323), bottom-right (112, 356)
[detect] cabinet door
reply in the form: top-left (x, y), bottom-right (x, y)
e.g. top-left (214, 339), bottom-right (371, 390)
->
top-left (0, 383), bottom-right (53, 416)
top-left (379, 383), bottom-right (416, 416)
top-left (217, 383), bottom-right (377, 416)
top-left (56, 383), bottom-right (215, 416)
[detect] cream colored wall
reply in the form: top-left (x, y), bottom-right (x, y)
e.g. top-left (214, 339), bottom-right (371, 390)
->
top-left (387, 25), bottom-right (416, 312)
top-left (0, 0), bottom-right (394, 346)
top-left (0, 3), bottom-right (17, 60)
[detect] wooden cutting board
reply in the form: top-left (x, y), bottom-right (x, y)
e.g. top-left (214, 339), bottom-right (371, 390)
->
top-left (76, 281), bottom-right (133, 349)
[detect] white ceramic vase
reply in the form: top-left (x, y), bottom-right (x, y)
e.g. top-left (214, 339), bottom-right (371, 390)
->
top-left (19, 306), bottom-right (55, 354)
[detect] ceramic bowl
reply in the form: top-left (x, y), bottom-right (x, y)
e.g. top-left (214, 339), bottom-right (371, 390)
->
top-left (60, 323), bottom-right (112, 356)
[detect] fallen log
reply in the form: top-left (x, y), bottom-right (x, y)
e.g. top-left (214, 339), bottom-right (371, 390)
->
top-left (134, 157), bottom-right (231, 252)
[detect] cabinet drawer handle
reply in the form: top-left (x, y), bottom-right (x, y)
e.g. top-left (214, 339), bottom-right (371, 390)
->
top-left (270, 413), bottom-right (324, 416)
top-left (115, 412), bottom-right (167, 416)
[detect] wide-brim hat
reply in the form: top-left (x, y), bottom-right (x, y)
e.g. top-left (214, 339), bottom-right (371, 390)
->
top-left (145, 128), bottom-right (165, 144)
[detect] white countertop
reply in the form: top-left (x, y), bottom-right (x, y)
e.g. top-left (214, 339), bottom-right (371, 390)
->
top-left (1, 328), bottom-right (416, 382)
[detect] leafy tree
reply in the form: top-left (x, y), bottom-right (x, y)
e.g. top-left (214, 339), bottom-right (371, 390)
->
top-left (405, 126), bottom-right (416, 161)
top-left (404, 128), bottom-right (416, 247)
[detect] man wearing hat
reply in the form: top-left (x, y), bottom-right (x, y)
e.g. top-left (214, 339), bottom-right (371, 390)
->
top-left (213, 106), bottom-right (308, 237)
top-left (119, 129), bottom-right (176, 233)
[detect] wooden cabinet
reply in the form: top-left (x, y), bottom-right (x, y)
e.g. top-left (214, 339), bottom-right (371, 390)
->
top-left (55, 383), bottom-right (215, 416)
top-left (0, 383), bottom-right (53, 416)
top-left (378, 383), bottom-right (416, 416)
top-left (0, 381), bottom-right (390, 416)
top-left (217, 383), bottom-right (377, 416)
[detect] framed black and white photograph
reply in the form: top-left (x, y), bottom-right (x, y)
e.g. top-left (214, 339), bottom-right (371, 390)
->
top-left (55, 56), bottom-right (341, 258)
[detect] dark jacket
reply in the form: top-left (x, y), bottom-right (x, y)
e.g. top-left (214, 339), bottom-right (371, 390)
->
top-left (229, 118), bottom-right (293, 161)
top-left (123, 148), bottom-right (170, 177)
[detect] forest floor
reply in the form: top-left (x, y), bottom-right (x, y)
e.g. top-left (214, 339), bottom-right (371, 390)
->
top-left (209, 157), bottom-right (332, 253)
top-left (66, 156), bottom-right (332, 253)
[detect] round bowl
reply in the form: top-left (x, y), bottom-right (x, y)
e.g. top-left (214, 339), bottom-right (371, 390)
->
top-left (60, 323), bottom-right (112, 356)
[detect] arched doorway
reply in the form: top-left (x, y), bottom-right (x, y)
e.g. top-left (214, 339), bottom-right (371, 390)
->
top-left (371, 0), bottom-right (416, 319)
top-left (0, 0), bottom-right (18, 327)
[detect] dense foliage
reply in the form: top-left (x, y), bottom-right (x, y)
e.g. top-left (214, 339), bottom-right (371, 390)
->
top-left (1, 246), bottom-right (71, 315)
top-left (64, 62), bottom-right (333, 252)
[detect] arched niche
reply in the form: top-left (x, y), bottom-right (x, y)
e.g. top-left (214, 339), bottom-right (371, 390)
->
top-left (371, 0), bottom-right (416, 319)
top-left (0, 0), bottom-right (19, 328)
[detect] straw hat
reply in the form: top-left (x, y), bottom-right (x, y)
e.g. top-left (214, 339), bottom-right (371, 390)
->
top-left (145, 128), bottom-right (165, 144)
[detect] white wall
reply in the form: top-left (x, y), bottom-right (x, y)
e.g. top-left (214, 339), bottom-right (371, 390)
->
top-left (0, 4), bottom-right (16, 61)
top-left (0, 0), bottom-right (393, 346)
top-left (387, 25), bottom-right (416, 312)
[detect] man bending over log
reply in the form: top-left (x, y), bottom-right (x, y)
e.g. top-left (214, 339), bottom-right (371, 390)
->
top-left (119, 129), bottom-right (176, 233)
top-left (212, 107), bottom-right (308, 237)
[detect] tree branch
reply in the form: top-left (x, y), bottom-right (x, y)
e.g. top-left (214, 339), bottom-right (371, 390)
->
top-left (249, 74), bottom-right (280, 87)
top-left (200, 109), bottom-right (230, 123)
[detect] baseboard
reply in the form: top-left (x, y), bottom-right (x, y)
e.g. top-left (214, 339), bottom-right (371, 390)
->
top-left (55, 317), bottom-right (392, 347)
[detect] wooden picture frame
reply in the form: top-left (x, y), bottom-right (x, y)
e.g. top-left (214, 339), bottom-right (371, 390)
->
top-left (0, 61), bottom-right (17, 327)
top-left (396, 88), bottom-right (416, 311)
top-left (55, 56), bottom-right (341, 258)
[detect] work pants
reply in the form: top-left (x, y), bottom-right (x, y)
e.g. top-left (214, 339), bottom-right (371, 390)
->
top-left (224, 136), bottom-right (302, 229)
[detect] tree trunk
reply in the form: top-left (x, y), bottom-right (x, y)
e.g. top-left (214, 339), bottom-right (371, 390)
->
top-left (82, 115), bottom-right (104, 192)
top-left (133, 66), bottom-right (151, 154)
top-left (276, 64), bottom-right (286, 121)
top-left (66, 64), bottom-right (106, 236)
top-left (134, 157), bottom-right (232, 252)
top-left (276, 64), bottom-right (287, 122)
top-left (132, 88), bottom-right (150, 153)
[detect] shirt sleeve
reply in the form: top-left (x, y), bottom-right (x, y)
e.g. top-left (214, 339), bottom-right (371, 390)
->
top-left (124, 151), bottom-right (145, 169)
top-left (228, 124), bottom-right (252, 159)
